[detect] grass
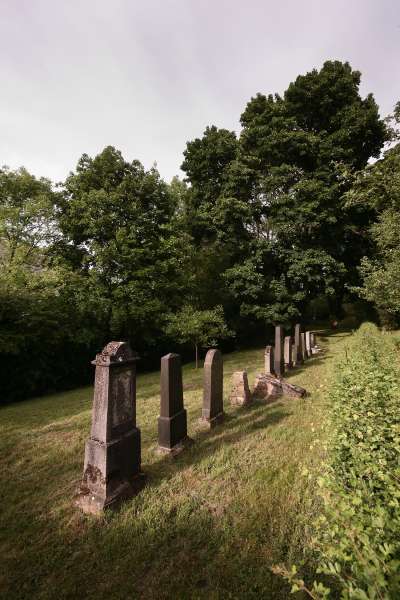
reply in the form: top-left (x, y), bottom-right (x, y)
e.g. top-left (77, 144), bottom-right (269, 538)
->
top-left (0, 330), bottom-right (351, 599)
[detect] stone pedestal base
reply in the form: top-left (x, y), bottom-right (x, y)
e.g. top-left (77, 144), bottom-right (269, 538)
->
top-left (157, 435), bottom-right (194, 456)
top-left (75, 428), bottom-right (143, 514)
top-left (200, 411), bottom-right (224, 428)
top-left (158, 409), bottom-right (187, 451)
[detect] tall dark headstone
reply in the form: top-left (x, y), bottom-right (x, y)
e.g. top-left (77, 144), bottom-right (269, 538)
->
top-left (202, 349), bottom-right (224, 427)
top-left (158, 353), bottom-right (188, 452)
top-left (294, 323), bottom-right (303, 364)
top-left (264, 345), bottom-right (275, 375)
top-left (284, 336), bottom-right (293, 369)
top-left (76, 341), bottom-right (143, 514)
top-left (274, 325), bottom-right (284, 377)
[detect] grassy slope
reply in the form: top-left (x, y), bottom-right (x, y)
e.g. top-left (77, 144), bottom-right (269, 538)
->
top-left (0, 331), bottom-right (350, 600)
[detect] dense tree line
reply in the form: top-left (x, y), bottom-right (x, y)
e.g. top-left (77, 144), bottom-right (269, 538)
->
top-left (1, 60), bottom-right (398, 402)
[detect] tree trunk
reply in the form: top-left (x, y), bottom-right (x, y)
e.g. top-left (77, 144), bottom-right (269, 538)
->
top-left (195, 344), bottom-right (198, 369)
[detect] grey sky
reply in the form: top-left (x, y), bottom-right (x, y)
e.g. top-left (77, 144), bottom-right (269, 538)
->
top-left (1, 0), bottom-right (399, 184)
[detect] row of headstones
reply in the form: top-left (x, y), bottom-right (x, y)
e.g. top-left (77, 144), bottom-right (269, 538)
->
top-left (266, 324), bottom-right (318, 378)
top-left (76, 325), bottom-right (317, 514)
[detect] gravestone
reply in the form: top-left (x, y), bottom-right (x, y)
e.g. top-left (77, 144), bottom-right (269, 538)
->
top-left (230, 371), bottom-right (251, 406)
top-left (265, 345), bottom-right (275, 375)
top-left (158, 353), bottom-right (189, 453)
top-left (76, 341), bottom-right (143, 514)
top-left (202, 349), bottom-right (224, 427)
top-left (253, 373), bottom-right (307, 400)
top-left (294, 323), bottom-right (303, 364)
top-left (274, 325), bottom-right (284, 377)
top-left (284, 336), bottom-right (293, 369)
top-left (305, 331), bottom-right (312, 355)
top-left (291, 343), bottom-right (297, 366)
top-left (301, 332), bottom-right (308, 359)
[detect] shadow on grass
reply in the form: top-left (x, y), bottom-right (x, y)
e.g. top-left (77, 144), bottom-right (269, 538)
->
top-left (144, 400), bottom-right (291, 483)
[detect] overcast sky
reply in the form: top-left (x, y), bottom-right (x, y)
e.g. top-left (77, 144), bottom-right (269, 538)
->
top-left (1, 0), bottom-right (399, 184)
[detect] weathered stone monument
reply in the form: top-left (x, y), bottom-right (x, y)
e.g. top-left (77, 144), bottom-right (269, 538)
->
top-left (76, 341), bottom-right (143, 514)
top-left (158, 353), bottom-right (189, 453)
top-left (294, 323), bottom-right (303, 364)
top-left (305, 331), bottom-right (312, 355)
top-left (284, 336), bottom-right (293, 369)
top-left (311, 332), bottom-right (315, 348)
top-left (201, 349), bottom-right (224, 427)
top-left (291, 343), bottom-right (297, 367)
top-left (253, 373), bottom-right (307, 400)
top-left (274, 325), bottom-right (284, 377)
top-left (265, 345), bottom-right (274, 375)
top-left (301, 332), bottom-right (308, 359)
top-left (230, 371), bottom-right (251, 406)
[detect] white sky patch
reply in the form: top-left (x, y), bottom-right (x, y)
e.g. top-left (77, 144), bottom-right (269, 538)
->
top-left (1, 0), bottom-right (399, 184)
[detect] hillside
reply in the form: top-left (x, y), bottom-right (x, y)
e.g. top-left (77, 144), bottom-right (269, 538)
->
top-left (0, 330), bottom-right (347, 599)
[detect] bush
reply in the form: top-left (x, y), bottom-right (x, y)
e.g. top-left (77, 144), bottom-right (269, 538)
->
top-left (276, 323), bottom-right (400, 598)
top-left (317, 323), bottom-right (400, 597)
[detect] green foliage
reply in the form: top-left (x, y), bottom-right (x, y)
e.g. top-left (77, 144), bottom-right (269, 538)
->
top-left (348, 132), bottom-right (400, 325)
top-left (165, 305), bottom-right (233, 366)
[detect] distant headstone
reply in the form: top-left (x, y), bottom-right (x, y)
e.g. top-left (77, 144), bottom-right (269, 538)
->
top-left (284, 336), bottom-right (293, 369)
top-left (294, 323), bottom-right (303, 364)
top-left (264, 345), bottom-right (275, 375)
top-left (305, 331), bottom-right (312, 355)
top-left (230, 371), bottom-right (251, 406)
top-left (274, 325), bottom-right (284, 377)
top-left (158, 353), bottom-right (189, 453)
top-left (301, 332), bottom-right (308, 359)
top-left (76, 341), bottom-right (143, 514)
top-left (291, 343), bottom-right (297, 366)
top-left (202, 349), bottom-right (224, 427)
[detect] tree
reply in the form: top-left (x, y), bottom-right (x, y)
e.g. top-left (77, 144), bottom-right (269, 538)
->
top-left (181, 60), bottom-right (387, 329)
top-left (56, 146), bottom-right (191, 349)
top-left (165, 305), bottom-right (233, 368)
top-left (346, 105), bottom-right (400, 326)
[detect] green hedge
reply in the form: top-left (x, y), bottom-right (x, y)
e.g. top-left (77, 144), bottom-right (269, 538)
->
top-left (318, 323), bottom-right (400, 598)
top-left (277, 323), bottom-right (400, 598)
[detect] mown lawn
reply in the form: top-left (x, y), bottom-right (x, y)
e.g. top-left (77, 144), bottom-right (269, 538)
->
top-left (0, 330), bottom-right (350, 599)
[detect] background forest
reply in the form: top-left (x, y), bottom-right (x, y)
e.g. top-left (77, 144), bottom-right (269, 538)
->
top-left (1, 60), bottom-right (399, 403)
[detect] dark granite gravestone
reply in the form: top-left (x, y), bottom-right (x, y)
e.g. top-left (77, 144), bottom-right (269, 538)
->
top-left (76, 341), bottom-right (144, 514)
top-left (305, 331), bottom-right (312, 355)
top-left (202, 349), bottom-right (224, 427)
top-left (294, 323), bottom-right (303, 364)
top-left (158, 353), bottom-right (189, 453)
top-left (265, 345), bottom-right (275, 375)
top-left (284, 336), bottom-right (293, 369)
top-left (274, 325), bottom-right (284, 377)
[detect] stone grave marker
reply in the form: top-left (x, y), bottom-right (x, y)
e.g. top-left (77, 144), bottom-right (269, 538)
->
top-left (305, 331), bottom-right (312, 355)
top-left (265, 345), bottom-right (274, 375)
top-left (230, 371), bottom-right (251, 406)
top-left (274, 325), bottom-right (284, 377)
top-left (284, 336), bottom-right (293, 369)
top-left (158, 353), bottom-right (190, 453)
top-left (301, 332), bottom-right (308, 359)
top-left (201, 349), bottom-right (224, 427)
top-left (294, 323), bottom-right (303, 364)
top-left (76, 341), bottom-right (144, 514)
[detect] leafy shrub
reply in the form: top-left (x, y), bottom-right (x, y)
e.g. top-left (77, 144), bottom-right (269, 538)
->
top-left (276, 323), bottom-right (400, 598)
